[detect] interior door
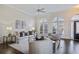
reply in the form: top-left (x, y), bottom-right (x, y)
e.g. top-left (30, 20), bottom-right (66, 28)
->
top-left (74, 21), bottom-right (79, 40)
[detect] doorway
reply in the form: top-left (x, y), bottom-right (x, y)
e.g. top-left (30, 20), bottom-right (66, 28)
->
top-left (74, 21), bottom-right (79, 41)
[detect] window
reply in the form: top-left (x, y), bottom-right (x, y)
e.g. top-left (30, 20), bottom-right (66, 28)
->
top-left (52, 16), bottom-right (64, 38)
top-left (15, 20), bottom-right (26, 29)
top-left (40, 19), bottom-right (48, 36)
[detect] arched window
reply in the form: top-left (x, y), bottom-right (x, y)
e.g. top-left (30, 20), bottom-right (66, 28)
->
top-left (52, 16), bottom-right (64, 38)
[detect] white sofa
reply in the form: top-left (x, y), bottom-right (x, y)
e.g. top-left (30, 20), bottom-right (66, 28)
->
top-left (9, 36), bottom-right (29, 53)
top-left (9, 35), bottom-right (36, 54)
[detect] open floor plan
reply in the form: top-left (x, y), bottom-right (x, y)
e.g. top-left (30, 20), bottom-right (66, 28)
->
top-left (0, 4), bottom-right (79, 54)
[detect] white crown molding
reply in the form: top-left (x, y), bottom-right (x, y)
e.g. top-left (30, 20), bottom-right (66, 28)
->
top-left (3, 4), bottom-right (34, 17)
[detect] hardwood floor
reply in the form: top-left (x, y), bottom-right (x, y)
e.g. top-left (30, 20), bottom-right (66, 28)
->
top-left (0, 44), bottom-right (23, 54)
top-left (0, 39), bottom-right (79, 54)
top-left (55, 39), bottom-right (79, 54)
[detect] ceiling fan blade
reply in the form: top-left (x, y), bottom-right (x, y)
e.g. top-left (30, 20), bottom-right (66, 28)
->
top-left (37, 9), bottom-right (46, 13)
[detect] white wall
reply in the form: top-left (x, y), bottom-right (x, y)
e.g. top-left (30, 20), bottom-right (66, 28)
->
top-left (0, 5), bottom-right (35, 36)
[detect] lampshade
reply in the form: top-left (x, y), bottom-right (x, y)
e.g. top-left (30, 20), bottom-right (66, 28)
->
top-left (6, 27), bottom-right (12, 31)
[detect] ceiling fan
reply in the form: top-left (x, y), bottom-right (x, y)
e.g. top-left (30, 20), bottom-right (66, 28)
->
top-left (36, 8), bottom-right (46, 13)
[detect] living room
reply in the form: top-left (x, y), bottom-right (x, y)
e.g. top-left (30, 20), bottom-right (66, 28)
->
top-left (0, 4), bottom-right (79, 54)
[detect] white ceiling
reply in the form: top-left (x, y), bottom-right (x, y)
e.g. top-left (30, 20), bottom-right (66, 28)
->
top-left (5, 4), bottom-right (75, 16)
